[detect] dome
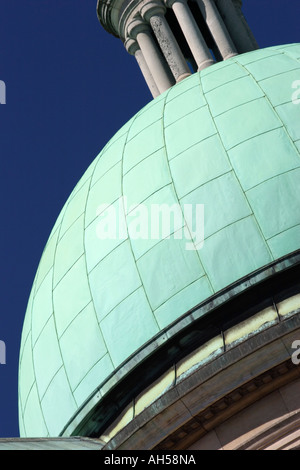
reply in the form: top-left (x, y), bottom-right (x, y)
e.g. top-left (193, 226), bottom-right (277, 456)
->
top-left (18, 43), bottom-right (300, 437)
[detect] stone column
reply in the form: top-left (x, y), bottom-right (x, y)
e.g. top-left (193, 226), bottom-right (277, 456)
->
top-left (125, 38), bottom-right (160, 98)
top-left (195, 0), bottom-right (238, 60)
top-left (127, 18), bottom-right (175, 94)
top-left (167, 0), bottom-right (215, 71)
top-left (141, 1), bottom-right (191, 83)
top-left (231, 0), bottom-right (259, 51)
top-left (215, 0), bottom-right (258, 53)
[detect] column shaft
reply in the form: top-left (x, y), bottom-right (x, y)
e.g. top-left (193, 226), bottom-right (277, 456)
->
top-left (136, 29), bottom-right (175, 93)
top-left (232, 0), bottom-right (259, 51)
top-left (171, 0), bottom-right (214, 71)
top-left (149, 13), bottom-right (191, 82)
top-left (196, 0), bottom-right (238, 60)
top-left (135, 49), bottom-right (160, 98)
top-left (216, 0), bottom-right (258, 53)
top-left (125, 37), bottom-right (161, 98)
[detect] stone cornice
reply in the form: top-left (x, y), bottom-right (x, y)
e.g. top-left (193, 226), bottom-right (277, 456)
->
top-left (97, 0), bottom-right (246, 40)
top-left (97, 0), bottom-right (167, 40)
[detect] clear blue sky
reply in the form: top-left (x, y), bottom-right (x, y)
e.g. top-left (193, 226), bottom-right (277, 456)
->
top-left (0, 0), bottom-right (299, 438)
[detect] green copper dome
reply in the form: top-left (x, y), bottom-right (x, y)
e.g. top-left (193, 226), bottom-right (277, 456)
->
top-left (19, 44), bottom-right (300, 437)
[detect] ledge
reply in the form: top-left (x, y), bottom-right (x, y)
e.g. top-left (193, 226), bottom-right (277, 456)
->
top-left (105, 317), bottom-right (300, 450)
top-left (61, 250), bottom-right (300, 439)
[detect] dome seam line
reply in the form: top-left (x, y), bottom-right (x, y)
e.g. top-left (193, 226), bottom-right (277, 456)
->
top-left (199, 61), bottom-right (274, 263)
top-left (266, 222), bottom-right (300, 242)
top-left (245, 166), bottom-right (300, 194)
top-left (161, 73), bottom-right (212, 292)
top-left (120, 105), bottom-right (160, 330)
top-left (240, 61), bottom-right (300, 165)
top-left (82, 152), bottom-right (115, 383)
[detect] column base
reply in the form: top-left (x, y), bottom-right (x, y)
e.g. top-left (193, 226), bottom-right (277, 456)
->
top-left (197, 58), bottom-right (215, 71)
top-left (176, 72), bottom-right (192, 82)
top-left (223, 51), bottom-right (239, 60)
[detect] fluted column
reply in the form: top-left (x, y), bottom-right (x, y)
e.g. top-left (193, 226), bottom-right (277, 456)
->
top-left (127, 18), bottom-right (175, 94)
top-left (166, 0), bottom-right (215, 71)
top-left (125, 38), bottom-right (160, 98)
top-left (215, 0), bottom-right (259, 53)
top-left (141, 1), bottom-right (191, 83)
top-left (196, 0), bottom-right (238, 60)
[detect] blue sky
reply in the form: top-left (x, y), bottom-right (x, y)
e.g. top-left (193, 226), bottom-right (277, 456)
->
top-left (0, 0), bottom-right (299, 438)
